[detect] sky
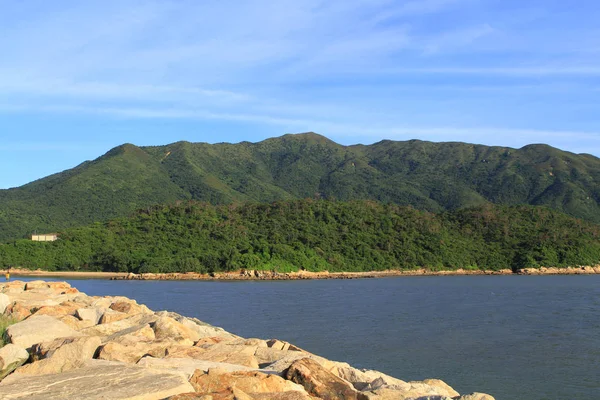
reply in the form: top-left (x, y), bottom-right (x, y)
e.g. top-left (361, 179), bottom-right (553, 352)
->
top-left (1, 0), bottom-right (600, 189)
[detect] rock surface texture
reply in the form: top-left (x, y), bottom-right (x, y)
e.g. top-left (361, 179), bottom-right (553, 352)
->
top-left (0, 280), bottom-right (496, 400)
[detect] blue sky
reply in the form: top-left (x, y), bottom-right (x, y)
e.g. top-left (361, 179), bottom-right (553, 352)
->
top-left (1, 0), bottom-right (600, 189)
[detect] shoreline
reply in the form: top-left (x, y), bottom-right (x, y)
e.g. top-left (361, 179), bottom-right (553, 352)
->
top-left (8, 265), bottom-right (600, 281)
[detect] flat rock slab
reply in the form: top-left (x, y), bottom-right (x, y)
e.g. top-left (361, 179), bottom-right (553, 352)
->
top-left (137, 356), bottom-right (257, 379)
top-left (0, 360), bottom-right (194, 400)
top-left (5, 315), bottom-right (82, 349)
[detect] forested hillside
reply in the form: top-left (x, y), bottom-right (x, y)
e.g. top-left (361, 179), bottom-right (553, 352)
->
top-left (1, 200), bottom-right (599, 273)
top-left (1, 132), bottom-right (600, 241)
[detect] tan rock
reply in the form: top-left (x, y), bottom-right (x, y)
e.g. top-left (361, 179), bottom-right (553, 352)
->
top-left (0, 281), bottom-right (25, 294)
top-left (5, 315), bottom-right (82, 349)
top-left (286, 357), bottom-right (367, 400)
top-left (0, 293), bottom-right (9, 314)
top-left (57, 315), bottom-right (96, 330)
top-left (195, 336), bottom-right (230, 348)
top-left (99, 308), bottom-right (129, 324)
top-left (153, 315), bottom-right (201, 342)
top-left (110, 300), bottom-right (145, 315)
top-left (0, 344), bottom-right (29, 381)
top-left (33, 302), bottom-right (80, 318)
top-left (254, 347), bottom-right (289, 367)
top-left (3, 302), bottom-right (31, 321)
top-left (267, 339), bottom-right (290, 351)
top-left (97, 340), bottom-right (172, 363)
top-left (166, 345), bottom-right (207, 359)
top-left (191, 341), bottom-right (260, 368)
top-left (79, 313), bottom-right (156, 339)
top-left (24, 280), bottom-right (48, 291)
top-left (13, 336), bottom-right (101, 376)
top-left (46, 282), bottom-right (73, 291)
top-left (137, 356), bottom-right (255, 379)
top-left (189, 368), bottom-right (306, 395)
top-left (421, 379), bottom-right (460, 397)
top-left (76, 307), bottom-right (104, 325)
top-left (0, 360), bottom-right (194, 399)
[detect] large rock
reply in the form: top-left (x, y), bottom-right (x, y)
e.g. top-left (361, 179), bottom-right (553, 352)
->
top-left (97, 340), bottom-right (173, 363)
top-left (137, 356), bottom-right (255, 379)
top-left (0, 344), bottom-right (28, 381)
top-left (11, 336), bottom-right (101, 376)
top-left (189, 368), bottom-right (307, 397)
top-left (99, 309), bottom-right (129, 324)
top-left (286, 357), bottom-right (367, 400)
top-left (79, 314), bottom-right (156, 339)
top-left (5, 315), bottom-right (82, 349)
top-left (3, 302), bottom-right (31, 321)
top-left (33, 302), bottom-right (81, 318)
top-left (152, 316), bottom-right (201, 343)
top-left (458, 393), bottom-right (496, 400)
top-left (76, 307), bottom-right (104, 325)
top-left (0, 293), bottom-right (9, 314)
top-left (157, 311), bottom-right (237, 340)
top-left (0, 360), bottom-right (194, 399)
top-left (189, 341), bottom-right (260, 368)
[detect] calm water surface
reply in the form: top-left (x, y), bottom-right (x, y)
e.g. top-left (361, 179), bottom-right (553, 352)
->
top-left (19, 275), bottom-right (600, 400)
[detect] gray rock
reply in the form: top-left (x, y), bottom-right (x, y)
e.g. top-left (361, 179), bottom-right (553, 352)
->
top-left (0, 360), bottom-right (194, 399)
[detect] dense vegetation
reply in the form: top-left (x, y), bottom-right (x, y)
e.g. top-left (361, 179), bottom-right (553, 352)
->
top-left (1, 133), bottom-right (600, 241)
top-left (1, 200), bottom-right (599, 273)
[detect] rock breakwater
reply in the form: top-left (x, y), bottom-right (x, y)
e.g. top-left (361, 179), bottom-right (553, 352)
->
top-left (0, 280), bottom-right (495, 399)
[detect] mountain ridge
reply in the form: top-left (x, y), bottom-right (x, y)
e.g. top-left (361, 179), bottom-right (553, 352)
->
top-left (1, 132), bottom-right (599, 241)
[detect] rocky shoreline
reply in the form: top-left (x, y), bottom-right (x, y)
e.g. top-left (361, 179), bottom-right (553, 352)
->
top-left (9, 265), bottom-right (600, 281)
top-left (1, 280), bottom-right (495, 399)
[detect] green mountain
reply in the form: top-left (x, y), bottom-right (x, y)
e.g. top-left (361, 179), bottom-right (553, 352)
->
top-left (2, 200), bottom-right (599, 273)
top-left (1, 132), bottom-right (600, 241)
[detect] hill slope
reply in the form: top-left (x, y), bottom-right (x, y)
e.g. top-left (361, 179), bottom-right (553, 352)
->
top-left (1, 133), bottom-right (600, 241)
top-left (1, 200), bottom-right (599, 273)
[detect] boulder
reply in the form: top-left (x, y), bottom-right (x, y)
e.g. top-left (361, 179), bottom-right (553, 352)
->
top-left (168, 388), bottom-right (251, 400)
top-left (109, 300), bottom-right (150, 315)
top-left (189, 368), bottom-right (306, 395)
top-left (24, 281), bottom-right (48, 291)
top-left (190, 341), bottom-right (259, 368)
top-left (194, 336), bottom-right (230, 348)
top-left (420, 379), bottom-right (460, 397)
top-left (76, 307), bottom-right (104, 325)
top-left (0, 293), bottom-right (9, 314)
top-left (12, 336), bottom-right (101, 376)
top-left (99, 308), bottom-right (129, 324)
top-left (165, 345), bottom-right (207, 359)
top-left (33, 302), bottom-right (81, 318)
top-left (0, 281), bottom-right (25, 294)
top-left (79, 313), bottom-right (156, 339)
top-left (3, 302), bottom-right (31, 321)
top-left (57, 315), bottom-right (96, 330)
top-left (458, 393), bottom-right (496, 400)
top-left (267, 339), bottom-right (290, 351)
top-left (97, 340), bottom-right (173, 364)
top-left (152, 316), bottom-right (201, 343)
top-left (157, 311), bottom-right (237, 340)
top-left (254, 347), bottom-right (290, 367)
top-left (0, 360), bottom-right (194, 399)
top-left (0, 344), bottom-right (29, 381)
top-left (5, 315), bottom-right (82, 349)
top-left (286, 357), bottom-right (367, 400)
top-left (137, 356), bottom-right (255, 379)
